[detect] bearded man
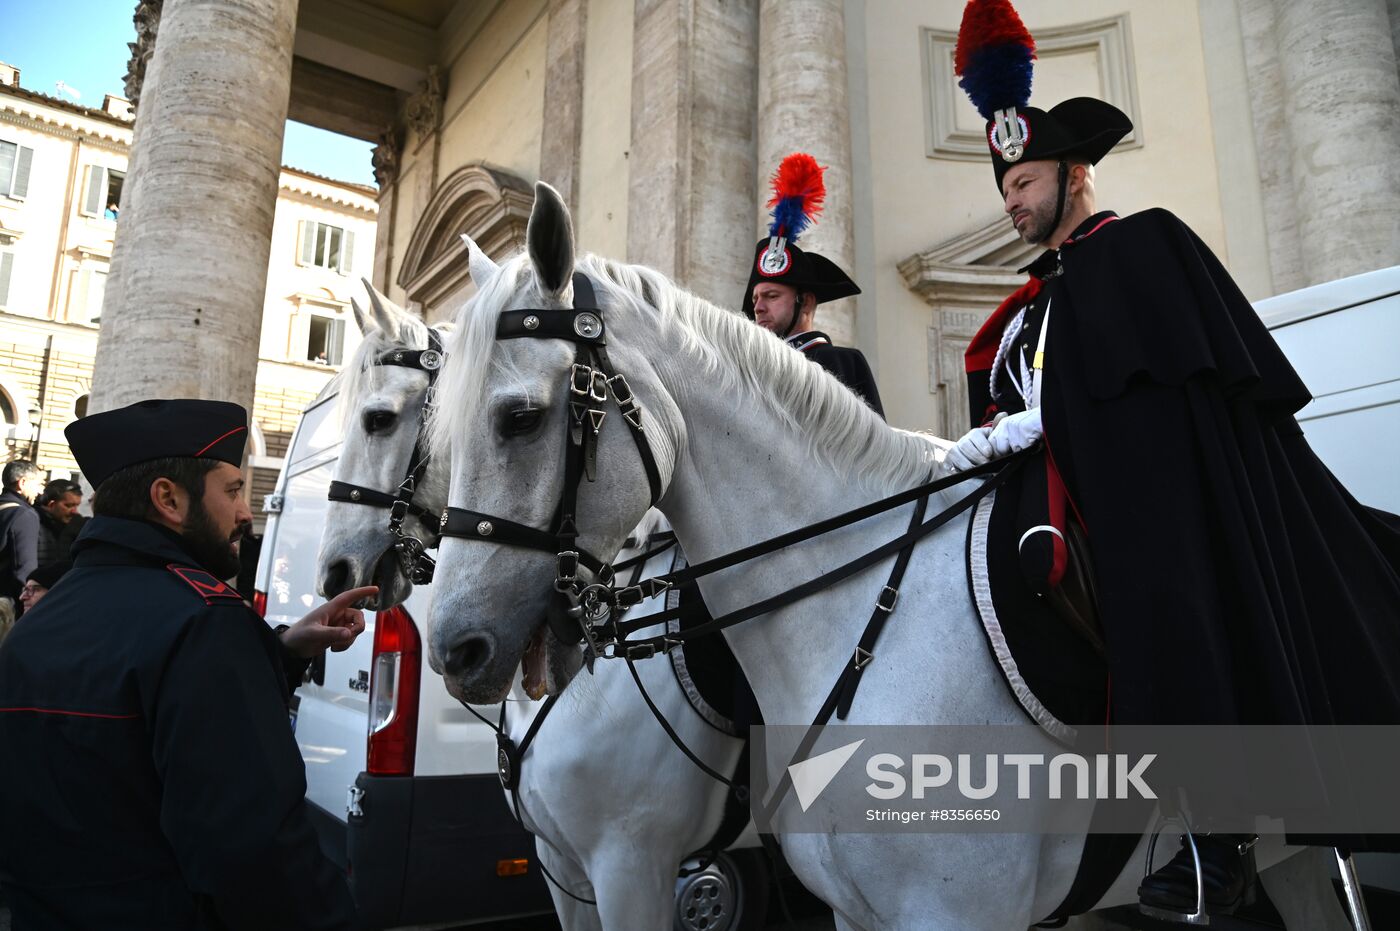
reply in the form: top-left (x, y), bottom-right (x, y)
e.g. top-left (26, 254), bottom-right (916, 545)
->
top-left (0, 399), bottom-right (375, 930)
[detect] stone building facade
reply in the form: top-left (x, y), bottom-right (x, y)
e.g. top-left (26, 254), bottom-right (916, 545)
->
top-left (96, 0), bottom-right (1400, 445)
top-left (0, 63), bottom-right (376, 527)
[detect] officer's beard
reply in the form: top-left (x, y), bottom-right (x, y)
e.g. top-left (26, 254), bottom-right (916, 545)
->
top-left (181, 496), bottom-right (248, 581)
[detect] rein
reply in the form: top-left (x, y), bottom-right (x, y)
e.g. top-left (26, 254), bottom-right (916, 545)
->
top-left (326, 328), bottom-right (446, 584)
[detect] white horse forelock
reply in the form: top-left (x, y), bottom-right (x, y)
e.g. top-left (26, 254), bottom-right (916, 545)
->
top-left (429, 251), bottom-right (940, 491)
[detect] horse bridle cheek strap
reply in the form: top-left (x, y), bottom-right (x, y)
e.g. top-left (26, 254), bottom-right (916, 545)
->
top-left (437, 273), bottom-right (665, 645)
top-left (326, 327), bottom-right (446, 584)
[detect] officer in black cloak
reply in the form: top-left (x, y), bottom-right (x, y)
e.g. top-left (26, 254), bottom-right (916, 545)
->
top-left (743, 152), bottom-right (884, 417)
top-left (0, 399), bottom-right (375, 930)
top-left (949, 0), bottom-right (1400, 921)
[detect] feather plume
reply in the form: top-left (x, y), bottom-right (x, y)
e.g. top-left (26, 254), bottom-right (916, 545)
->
top-left (766, 152), bottom-right (826, 243)
top-left (954, 0), bottom-right (1036, 121)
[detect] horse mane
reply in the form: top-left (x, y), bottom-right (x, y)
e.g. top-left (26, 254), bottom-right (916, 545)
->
top-left (338, 310), bottom-right (452, 428)
top-left (430, 252), bottom-right (940, 490)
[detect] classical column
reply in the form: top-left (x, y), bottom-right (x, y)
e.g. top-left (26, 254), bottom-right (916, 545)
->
top-left (91, 0), bottom-right (298, 415)
top-left (540, 0), bottom-right (588, 214)
top-left (756, 0), bottom-right (856, 345)
top-left (627, 0), bottom-right (759, 308)
top-left (1275, 0), bottom-right (1400, 285)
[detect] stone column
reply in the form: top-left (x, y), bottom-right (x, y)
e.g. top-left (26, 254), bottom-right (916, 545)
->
top-left (627, 0), bottom-right (760, 309)
top-left (91, 0), bottom-right (298, 415)
top-left (1275, 0), bottom-right (1400, 285)
top-left (540, 0), bottom-right (588, 214)
top-left (756, 0), bottom-right (856, 345)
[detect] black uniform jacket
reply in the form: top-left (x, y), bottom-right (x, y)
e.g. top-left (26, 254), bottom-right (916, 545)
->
top-left (0, 517), bottom-right (355, 930)
top-left (0, 488), bottom-right (39, 599)
top-left (968, 208), bottom-right (1400, 730)
top-left (787, 331), bottom-right (885, 418)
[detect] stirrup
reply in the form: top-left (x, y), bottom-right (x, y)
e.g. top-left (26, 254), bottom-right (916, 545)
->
top-left (1140, 804), bottom-right (1209, 926)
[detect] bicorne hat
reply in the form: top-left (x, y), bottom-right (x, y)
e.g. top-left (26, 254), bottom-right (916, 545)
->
top-left (742, 153), bottom-right (860, 319)
top-left (65, 398), bottom-right (248, 488)
top-left (954, 0), bottom-right (1133, 190)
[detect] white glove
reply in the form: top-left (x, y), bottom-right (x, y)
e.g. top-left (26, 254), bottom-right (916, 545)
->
top-left (943, 412), bottom-right (1007, 473)
top-left (987, 407), bottom-right (1043, 457)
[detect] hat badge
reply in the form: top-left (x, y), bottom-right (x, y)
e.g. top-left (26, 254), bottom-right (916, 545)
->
top-left (989, 107), bottom-right (1029, 163)
top-left (758, 237), bottom-right (792, 277)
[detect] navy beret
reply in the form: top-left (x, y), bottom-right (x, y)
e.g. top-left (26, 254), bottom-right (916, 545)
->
top-left (27, 561), bottom-right (72, 590)
top-left (64, 399), bottom-right (248, 488)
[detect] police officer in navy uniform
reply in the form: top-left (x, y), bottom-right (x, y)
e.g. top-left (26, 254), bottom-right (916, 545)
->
top-left (0, 399), bottom-right (374, 930)
top-left (744, 153), bottom-right (884, 418)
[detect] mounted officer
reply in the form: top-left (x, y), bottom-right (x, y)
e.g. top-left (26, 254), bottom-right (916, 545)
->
top-left (947, 0), bottom-right (1400, 921)
top-left (743, 152), bottom-right (884, 417)
top-left (0, 399), bottom-right (374, 930)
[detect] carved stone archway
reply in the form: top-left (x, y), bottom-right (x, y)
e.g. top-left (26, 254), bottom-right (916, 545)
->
top-left (898, 217), bottom-right (1038, 435)
top-left (396, 164), bottom-right (534, 312)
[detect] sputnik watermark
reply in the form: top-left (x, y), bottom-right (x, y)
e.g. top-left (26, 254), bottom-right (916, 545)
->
top-left (753, 725), bottom-right (1400, 835)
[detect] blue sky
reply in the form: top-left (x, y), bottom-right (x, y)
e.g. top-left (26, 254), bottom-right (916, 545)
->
top-left (0, 1), bottom-right (376, 186)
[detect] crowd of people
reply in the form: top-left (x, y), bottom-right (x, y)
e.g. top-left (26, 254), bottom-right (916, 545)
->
top-left (0, 461), bottom-right (82, 644)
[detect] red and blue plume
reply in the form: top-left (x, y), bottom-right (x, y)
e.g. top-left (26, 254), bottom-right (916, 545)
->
top-left (766, 152), bottom-right (826, 243)
top-left (954, 0), bottom-right (1036, 121)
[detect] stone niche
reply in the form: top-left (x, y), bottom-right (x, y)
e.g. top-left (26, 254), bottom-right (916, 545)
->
top-left (395, 164), bottom-right (534, 318)
top-left (898, 217), bottom-right (1039, 436)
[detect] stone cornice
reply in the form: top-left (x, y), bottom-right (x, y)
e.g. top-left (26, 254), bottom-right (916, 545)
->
top-left (898, 215), bottom-right (1039, 307)
top-left (276, 174), bottom-right (380, 214)
top-left (0, 105), bottom-right (131, 151)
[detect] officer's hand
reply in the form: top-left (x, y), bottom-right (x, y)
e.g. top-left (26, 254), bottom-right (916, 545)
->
top-left (944, 412), bottom-right (1007, 473)
top-left (281, 586), bottom-right (377, 658)
top-left (987, 407), bottom-right (1042, 457)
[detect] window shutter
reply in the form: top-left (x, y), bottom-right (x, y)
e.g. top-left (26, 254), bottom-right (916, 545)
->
top-left (328, 317), bottom-right (346, 365)
top-left (0, 252), bottom-right (14, 308)
top-left (83, 166), bottom-right (105, 217)
top-left (338, 229), bottom-right (354, 275)
top-left (86, 269), bottom-right (108, 322)
top-left (0, 142), bottom-right (15, 196)
top-left (299, 221), bottom-right (316, 266)
top-left (11, 146), bottom-right (32, 200)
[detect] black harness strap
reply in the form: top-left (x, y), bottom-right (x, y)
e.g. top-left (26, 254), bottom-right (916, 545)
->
top-left (326, 481), bottom-right (437, 522)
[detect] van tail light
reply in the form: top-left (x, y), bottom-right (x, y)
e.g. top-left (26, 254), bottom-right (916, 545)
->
top-left (252, 590), bottom-right (268, 618)
top-left (367, 604), bottom-right (421, 775)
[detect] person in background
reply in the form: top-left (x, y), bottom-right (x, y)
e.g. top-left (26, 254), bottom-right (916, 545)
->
top-left (35, 479), bottom-right (85, 564)
top-left (0, 461), bottom-right (43, 610)
top-left (18, 561), bottom-right (71, 613)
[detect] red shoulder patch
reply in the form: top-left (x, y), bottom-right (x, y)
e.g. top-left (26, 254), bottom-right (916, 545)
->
top-left (166, 564), bottom-right (246, 606)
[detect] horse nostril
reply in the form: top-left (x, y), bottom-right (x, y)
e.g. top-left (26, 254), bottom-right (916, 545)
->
top-left (443, 636), bottom-right (491, 679)
top-left (323, 560), bottom-right (351, 598)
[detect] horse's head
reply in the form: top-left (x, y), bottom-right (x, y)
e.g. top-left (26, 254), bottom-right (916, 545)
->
top-left (427, 183), bottom-right (678, 703)
top-left (316, 280), bottom-right (448, 610)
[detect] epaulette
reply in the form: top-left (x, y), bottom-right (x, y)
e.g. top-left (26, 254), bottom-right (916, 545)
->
top-left (165, 564), bottom-right (247, 606)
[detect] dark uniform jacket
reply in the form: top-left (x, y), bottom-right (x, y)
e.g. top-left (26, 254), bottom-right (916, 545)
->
top-left (786, 331), bottom-right (885, 418)
top-left (0, 489), bottom-right (39, 600)
top-left (35, 507), bottom-right (85, 565)
top-left (0, 516), bottom-right (356, 930)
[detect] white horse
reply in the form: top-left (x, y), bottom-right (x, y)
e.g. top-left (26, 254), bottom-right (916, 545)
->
top-left (315, 283), bottom-right (754, 931)
top-left (423, 182), bottom-right (1355, 931)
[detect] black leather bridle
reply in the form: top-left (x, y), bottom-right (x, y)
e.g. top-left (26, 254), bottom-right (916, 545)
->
top-left (326, 327), bottom-right (446, 584)
top-left (436, 274), bottom-right (664, 648)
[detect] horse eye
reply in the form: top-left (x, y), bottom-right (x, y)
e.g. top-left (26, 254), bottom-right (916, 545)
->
top-left (503, 408), bottom-right (543, 437)
top-left (363, 410), bottom-right (397, 434)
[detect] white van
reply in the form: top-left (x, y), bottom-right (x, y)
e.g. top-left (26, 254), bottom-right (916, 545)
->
top-left (252, 385), bottom-right (553, 929)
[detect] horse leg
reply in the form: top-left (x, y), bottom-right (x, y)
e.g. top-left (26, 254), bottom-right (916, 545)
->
top-left (534, 838), bottom-right (602, 931)
top-left (589, 843), bottom-right (677, 931)
top-left (1260, 846), bottom-right (1352, 931)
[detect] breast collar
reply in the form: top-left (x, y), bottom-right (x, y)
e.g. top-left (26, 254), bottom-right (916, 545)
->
top-left (786, 330), bottom-right (832, 353)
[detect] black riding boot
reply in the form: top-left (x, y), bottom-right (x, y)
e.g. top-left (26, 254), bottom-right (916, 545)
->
top-left (1138, 833), bottom-right (1258, 920)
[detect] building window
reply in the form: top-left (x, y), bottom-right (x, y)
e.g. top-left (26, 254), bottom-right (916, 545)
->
top-left (0, 140), bottom-right (34, 200)
top-left (83, 268), bottom-right (107, 323)
top-left (81, 166), bottom-right (124, 220)
top-left (0, 386), bottom-right (16, 426)
top-left (306, 313), bottom-right (345, 365)
top-left (0, 250), bottom-right (14, 309)
top-left (298, 221), bottom-right (355, 275)
top-left (73, 394), bottom-right (89, 419)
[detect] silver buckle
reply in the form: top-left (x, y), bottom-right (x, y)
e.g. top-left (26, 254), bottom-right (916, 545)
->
top-left (570, 364), bottom-right (593, 396)
top-left (876, 585), bottom-right (899, 613)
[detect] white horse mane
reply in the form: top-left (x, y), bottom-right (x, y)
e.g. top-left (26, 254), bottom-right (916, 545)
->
top-left (430, 252), bottom-right (939, 490)
top-left (338, 309), bottom-right (453, 428)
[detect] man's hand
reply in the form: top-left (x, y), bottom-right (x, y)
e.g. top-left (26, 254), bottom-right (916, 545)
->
top-left (943, 412), bottom-right (1008, 473)
top-left (280, 586), bottom-right (377, 659)
top-left (987, 407), bottom-right (1043, 457)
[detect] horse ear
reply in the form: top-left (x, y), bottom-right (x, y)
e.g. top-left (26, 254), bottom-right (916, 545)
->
top-left (360, 278), bottom-right (402, 340)
top-left (349, 297), bottom-right (373, 336)
top-left (461, 233), bottom-right (500, 290)
top-left (526, 181), bottom-right (575, 297)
